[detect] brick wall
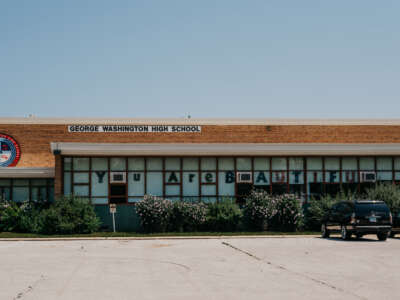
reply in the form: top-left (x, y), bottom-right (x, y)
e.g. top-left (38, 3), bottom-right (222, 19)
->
top-left (0, 124), bottom-right (399, 168)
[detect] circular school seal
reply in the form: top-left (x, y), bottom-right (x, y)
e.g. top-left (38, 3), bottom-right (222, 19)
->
top-left (0, 134), bottom-right (21, 167)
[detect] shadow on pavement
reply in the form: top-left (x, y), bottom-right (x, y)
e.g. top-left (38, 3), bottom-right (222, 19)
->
top-left (316, 236), bottom-right (382, 242)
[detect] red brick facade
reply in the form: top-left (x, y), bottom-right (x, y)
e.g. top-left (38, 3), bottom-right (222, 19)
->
top-left (0, 124), bottom-right (399, 168)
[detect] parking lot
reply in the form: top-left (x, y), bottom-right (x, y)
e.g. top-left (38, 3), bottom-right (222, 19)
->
top-left (1, 236), bottom-right (399, 300)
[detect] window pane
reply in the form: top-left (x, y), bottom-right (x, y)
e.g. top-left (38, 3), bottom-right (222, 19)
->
top-left (395, 158), bottom-right (400, 170)
top-left (377, 172), bottom-right (392, 181)
top-left (165, 171), bottom-right (180, 183)
top-left (201, 196), bottom-right (217, 203)
top-left (201, 172), bottom-right (216, 183)
top-left (166, 185), bottom-right (180, 196)
top-left (13, 179), bottom-right (29, 186)
top-left (110, 158), bottom-right (126, 171)
top-left (168, 196), bottom-right (181, 202)
top-left (360, 157), bottom-right (374, 170)
top-left (92, 158), bottom-right (108, 171)
top-left (13, 187), bottom-right (29, 202)
top-left (218, 158), bottom-right (234, 171)
top-left (201, 185), bottom-right (216, 196)
top-left (128, 197), bottom-right (142, 203)
top-left (254, 157), bottom-right (269, 170)
top-left (64, 172), bottom-right (71, 195)
top-left (289, 170), bottom-right (304, 184)
top-left (64, 157), bottom-right (72, 171)
top-left (289, 157), bottom-right (303, 170)
top-left (254, 171), bottom-right (269, 185)
top-left (325, 157), bottom-right (339, 170)
top-left (377, 157), bottom-right (392, 170)
top-left (147, 158), bottom-right (162, 171)
top-left (0, 179), bottom-right (11, 186)
top-left (92, 198), bottom-right (108, 204)
top-left (271, 158), bottom-right (286, 170)
top-left (165, 158), bottom-right (180, 170)
top-left (73, 172), bottom-right (89, 184)
top-left (49, 187), bottom-right (54, 202)
top-left (183, 172), bottom-right (199, 196)
top-left (182, 158), bottom-right (198, 170)
top-left (146, 172), bottom-right (162, 196)
top-left (201, 157), bottom-right (216, 170)
top-left (39, 187), bottom-right (47, 201)
top-left (307, 171), bottom-right (323, 183)
top-left (342, 171), bottom-right (358, 183)
top-left (74, 185), bottom-right (89, 197)
top-left (395, 172), bottom-right (400, 181)
top-left (32, 187), bottom-right (39, 201)
top-left (307, 157), bottom-right (322, 170)
top-left (32, 179), bottom-right (47, 186)
top-left (218, 172), bottom-right (235, 196)
top-left (1, 188), bottom-right (11, 201)
top-left (73, 158), bottom-right (89, 171)
top-left (92, 172), bottom-right (108, 197)
top-left (236, 158), bottom-right (251, 171)
top-left (272, 171), bottom-right (287, 183)
top-left (342, 157), bottom-right (357, 170)
top-left (128, 158), bottom-right (144, 171)
top-left (325, 171), bottom-right (340, 183)
top-left (128, 172), bottom-right (145, 196)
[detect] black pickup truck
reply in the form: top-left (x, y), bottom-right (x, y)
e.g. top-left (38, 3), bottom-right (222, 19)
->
top-left (321, 200), bottom-right (392, 241)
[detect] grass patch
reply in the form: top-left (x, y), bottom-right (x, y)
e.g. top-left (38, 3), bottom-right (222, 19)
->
top-left (0, 231), bottom-right (319, 239)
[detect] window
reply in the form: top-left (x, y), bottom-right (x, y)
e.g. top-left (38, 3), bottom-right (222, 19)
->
top-left (62, 155), bottom-right (400, 204)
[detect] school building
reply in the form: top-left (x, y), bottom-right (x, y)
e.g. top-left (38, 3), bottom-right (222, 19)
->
top-left (1, 117), bottom-right (400, 230)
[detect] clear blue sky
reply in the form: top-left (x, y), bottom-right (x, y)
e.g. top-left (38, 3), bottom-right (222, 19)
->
top-left (0, 1), bottom-right (399, 118)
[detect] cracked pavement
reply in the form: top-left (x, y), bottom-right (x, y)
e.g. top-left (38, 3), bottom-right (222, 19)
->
top-left (0, 237), bottom-right (399, 299)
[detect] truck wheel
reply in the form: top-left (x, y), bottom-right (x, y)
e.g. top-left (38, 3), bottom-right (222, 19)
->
top-left (341, 225), bottom-right (351, 240)
top-left (389, 231), bottom-right (395, 238)
top-left (321, 224), bottom-right (330, 238)
top-left (377, 232), bottom-right (388, 241)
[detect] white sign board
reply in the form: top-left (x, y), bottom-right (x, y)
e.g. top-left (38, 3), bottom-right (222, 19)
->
top-left (68, 125), bottom-right (201, 133)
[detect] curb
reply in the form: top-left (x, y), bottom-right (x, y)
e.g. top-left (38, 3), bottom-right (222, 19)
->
top-left (0, 235), bottom-right (320, 241)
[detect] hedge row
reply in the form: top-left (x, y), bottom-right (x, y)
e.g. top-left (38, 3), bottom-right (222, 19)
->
top-left (0, 196), bottom-right (100, 234)
top-left (136, 191), bottom-right (303, 233)
top-left (2, 183), bottom-right (399, 234)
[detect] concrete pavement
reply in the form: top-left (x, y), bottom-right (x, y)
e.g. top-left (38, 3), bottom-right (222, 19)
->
top-left (0, 236), bottom-right (398, 300)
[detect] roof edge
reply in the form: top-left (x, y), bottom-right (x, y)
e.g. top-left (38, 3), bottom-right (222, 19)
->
top-left (2, 117), bottom-right (400, 126)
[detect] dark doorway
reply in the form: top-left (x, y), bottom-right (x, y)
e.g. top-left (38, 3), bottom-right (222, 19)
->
top-left (236, 183), bottom-right (253, 205)
top-left (110, 184), bottom-right (126, 204)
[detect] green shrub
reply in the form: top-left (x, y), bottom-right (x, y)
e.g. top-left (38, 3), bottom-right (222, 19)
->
top-left (169, 201), bottom-right (207, 232)
top-left (136, 195), bottom-right (173, 233)
top-left (0, 201), bottom-right (43, 233)
top-left (242, 189), bottom-right (278, 231)
top-left (304, 190), bottom-right (357, 230)
top-left (270, 194), bottom-right (303, 232)
top-left (40, 195), bottom-right (100, 234)
top-left (365, 183), bottom-right (400, 213)
top-left (0, 201), bottom-right (24, 232)
top-left (205, 198), bottom-right (242, 231)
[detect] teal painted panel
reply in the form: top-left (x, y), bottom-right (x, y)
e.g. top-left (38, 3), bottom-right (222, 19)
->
top-left (94, 205), bottom-right (141, 232)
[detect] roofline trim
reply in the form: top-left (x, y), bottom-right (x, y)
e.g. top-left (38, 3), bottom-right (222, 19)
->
top-left (0, 167), bottom-right (55, 178)
top-left (3, 117), bottom-right (400, 126)
top-left (51, 143), bottom-right (400, 156)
